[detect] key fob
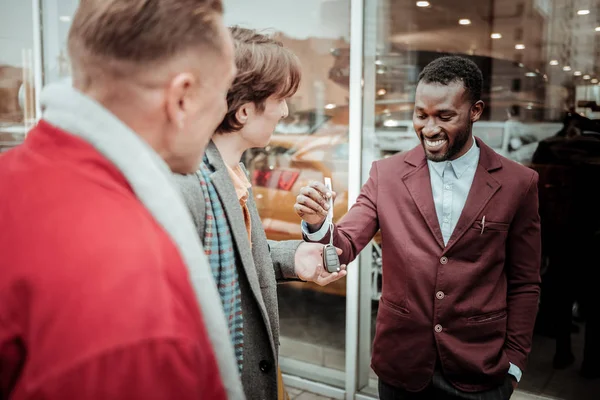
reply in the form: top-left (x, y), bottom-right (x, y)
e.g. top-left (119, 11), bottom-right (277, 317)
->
top-left (323, 244), bottom-right (341, 273)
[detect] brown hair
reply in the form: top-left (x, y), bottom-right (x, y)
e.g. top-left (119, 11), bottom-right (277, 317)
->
top-left (216, 26), bottom-right (301, 133)
top-left (68, 0), bottom-right (224, 79)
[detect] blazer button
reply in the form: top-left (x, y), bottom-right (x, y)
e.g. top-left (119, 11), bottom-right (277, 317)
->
top-left (436, 291), bottom-right (445, 300)
top-left (440, 256), bottom-right (448, 265)
top-left (259, 360), bottom-right (272, 373)
top-left (434, 324), bottom-right (443, 333)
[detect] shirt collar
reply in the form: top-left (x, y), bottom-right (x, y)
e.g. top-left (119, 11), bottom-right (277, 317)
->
top-left (225, 163), bottom-right (252, 202)
top-left (428, 137), bottom-right (480, 179)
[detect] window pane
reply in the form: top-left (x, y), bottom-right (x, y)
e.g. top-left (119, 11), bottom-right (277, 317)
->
top-left (0, 0), bottom-right (37, 153)
top-left (361, 0), bottom-right (600, 398)
top-left (224, 0), bottom-right (351, 386)
top-left (41, 0), bottom-right (79, 85)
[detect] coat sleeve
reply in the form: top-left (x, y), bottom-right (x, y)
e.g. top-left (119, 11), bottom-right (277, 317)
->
top-left (504, 171), bottom-right (542, 372)
top-left (268, 239), bottom-right (303, 281)
top-left (303, 162), bottom-right (380, 266)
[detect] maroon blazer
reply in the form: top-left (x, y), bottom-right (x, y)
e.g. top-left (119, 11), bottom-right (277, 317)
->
top-left (309, 138), bottom-right (541, 392)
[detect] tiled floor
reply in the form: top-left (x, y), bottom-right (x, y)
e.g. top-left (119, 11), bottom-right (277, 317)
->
top-left (278, 285), bottom-right (600, 400)
top-left (284, 386), bottom-right (558, 400)
top-left (286, 387), bottom-right (334, 400)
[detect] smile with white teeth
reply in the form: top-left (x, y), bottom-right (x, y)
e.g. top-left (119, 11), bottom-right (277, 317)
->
top-left (424, 139), bottom-right (447, 149)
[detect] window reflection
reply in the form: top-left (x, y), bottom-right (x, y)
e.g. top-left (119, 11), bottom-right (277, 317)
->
top-left (0, 1), bottom-right (36, 153)
top-left (360, 0), bottom-right (600, 398)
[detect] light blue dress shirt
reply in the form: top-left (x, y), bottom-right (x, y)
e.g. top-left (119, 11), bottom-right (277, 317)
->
top-left (302, 139), bottom-right (522, 382)
top-left (428, 139), bottom-right (479, 246)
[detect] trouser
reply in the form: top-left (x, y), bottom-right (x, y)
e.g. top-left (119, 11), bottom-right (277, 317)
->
top-left (378, 371), bottom-right (514, 400)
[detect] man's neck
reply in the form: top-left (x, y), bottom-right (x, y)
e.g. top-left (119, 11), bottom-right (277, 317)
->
top-left (79, 84), bottom-right (166, 156)
top-left (212, 132), bottom-right (248, 168)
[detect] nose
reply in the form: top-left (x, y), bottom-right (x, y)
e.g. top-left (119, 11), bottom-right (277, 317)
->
top-left (281, 100), bottom-right (289, 119)
top-left (422, 119), bottom-right (441, 137)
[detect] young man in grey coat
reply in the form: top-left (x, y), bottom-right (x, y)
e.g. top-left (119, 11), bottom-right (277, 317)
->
top-left (175, 27), bottom-right (346, 400)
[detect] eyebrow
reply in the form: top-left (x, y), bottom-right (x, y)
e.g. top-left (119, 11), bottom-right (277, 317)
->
top-left (415, 107), bottom-right (456, 114)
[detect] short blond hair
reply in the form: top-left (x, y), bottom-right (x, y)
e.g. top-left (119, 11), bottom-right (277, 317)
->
top-left (68, 0), bottom-right (225, 79)
top-left (217, 27), bottom-right (301, 133)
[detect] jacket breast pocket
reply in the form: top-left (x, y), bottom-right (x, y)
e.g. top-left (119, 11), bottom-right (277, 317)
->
top-left (470, 219), bottom-right (510, 233)
top-left (462, 219), bottom-right (510, 262)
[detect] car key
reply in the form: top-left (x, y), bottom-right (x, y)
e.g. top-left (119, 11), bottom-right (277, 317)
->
top-left (323, 177), bottom-right (341, 273)
top-left (323, 244), bottom-right (341, 273)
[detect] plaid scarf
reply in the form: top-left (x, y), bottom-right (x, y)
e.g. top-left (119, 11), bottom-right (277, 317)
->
top-left (198, 157), bottom-right (244, 372)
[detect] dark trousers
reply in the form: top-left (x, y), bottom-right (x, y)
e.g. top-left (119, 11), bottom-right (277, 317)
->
top-left (378, 371), bottom-right (514, 400)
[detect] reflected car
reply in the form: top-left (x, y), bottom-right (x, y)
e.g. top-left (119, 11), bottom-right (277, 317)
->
top-left (245, 134), bottom-right (362, 297)
top-left (243, 108), bottom-right (384, 298)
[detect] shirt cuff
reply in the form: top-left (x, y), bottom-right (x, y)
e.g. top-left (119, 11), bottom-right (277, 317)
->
top-left (301, 220), bottom-right (329, 242)
top-left (508, 362), bottom-right (522, 382)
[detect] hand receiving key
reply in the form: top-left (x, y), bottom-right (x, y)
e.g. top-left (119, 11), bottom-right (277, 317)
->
top-left (294, 242), bottom-right (346, 286)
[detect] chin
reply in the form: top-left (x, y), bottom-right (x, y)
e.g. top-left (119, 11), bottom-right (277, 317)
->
top-left (171, 164), bottom-right (197, 175)
top-left (169, 154), bottom-right (204, 175)
top-left (422, 142), bottom-right (450, 162)
top-left (425, 152), bottom-right (450, 162)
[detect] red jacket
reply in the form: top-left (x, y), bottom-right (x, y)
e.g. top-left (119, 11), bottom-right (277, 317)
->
top-left (313, 139), bottom-right (541, 392)
top-left (0, 121), bottom-right (226, 400)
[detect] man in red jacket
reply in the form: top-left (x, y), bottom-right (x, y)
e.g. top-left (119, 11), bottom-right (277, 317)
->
top-left (0, 1), bottom-right (243, 399)
top-left (295, 56), bottom-right (541, 399)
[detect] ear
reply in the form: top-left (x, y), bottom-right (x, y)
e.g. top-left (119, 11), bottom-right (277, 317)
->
top-left (471, 100), bottom-right (485, 123)
top-left (165, 72), bottom-right (196, 130)
top-left (234, 102), bottom-right (255, 127)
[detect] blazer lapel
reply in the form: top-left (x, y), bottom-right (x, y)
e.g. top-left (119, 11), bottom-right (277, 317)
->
top-left (205, 142), bottom-right (274, 334)
top-left (402, 147), bottom-right (445, 249)
top-left (444, 139), bottom-right (502, 253)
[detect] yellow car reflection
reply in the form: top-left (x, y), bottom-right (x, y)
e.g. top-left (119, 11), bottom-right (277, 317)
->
top-left (245, 125), bottom-right (383, 298)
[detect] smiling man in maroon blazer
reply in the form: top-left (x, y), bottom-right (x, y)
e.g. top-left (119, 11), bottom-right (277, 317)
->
top-left (294, 56), bottom-right (541, 400)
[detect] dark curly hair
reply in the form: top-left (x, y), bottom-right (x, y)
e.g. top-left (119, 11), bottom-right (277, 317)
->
top-left (417, 56), bottom-right (482, 104)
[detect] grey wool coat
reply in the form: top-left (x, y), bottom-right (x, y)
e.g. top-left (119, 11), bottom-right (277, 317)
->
top-left (174, 141), bottom-right (303, 400)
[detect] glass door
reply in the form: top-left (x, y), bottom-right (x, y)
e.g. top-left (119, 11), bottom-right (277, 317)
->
top-left (356, 1), bottom-right (600, 399)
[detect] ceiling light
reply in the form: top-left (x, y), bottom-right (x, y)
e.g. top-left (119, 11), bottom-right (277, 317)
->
top-left (592, 79), bottom-right (599, 83)
top-left (515, 44), bottom-right (525, 50)
top-left (584, 75), bottom-right (591, 80)
top-left (577, 9), bottom-right (590, 15)
top-left (491, 33), bottom-right (502, 39)
top-left (549, 60), bottom-right (559, 65)
top-left (459, 19), bottom-right (471, 25)
top-left (377, 89), bottom-right (387, 96)
top-left (416, 1), bottom-right (430, 7)
top-left (375, 60), bottom-right (383, 65)
top-left (574, 71), bottom-right (582, 76)
top-left (563, 66), bottom-right (572, 71)
top-left (59, 16), bottom-right (71, 22)
top-left (525, 72), bottom-right (537, 77)
top-left (596, 27), bottom-right (600, 31)
top-left (325, 104), bottom-right (336, 110)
